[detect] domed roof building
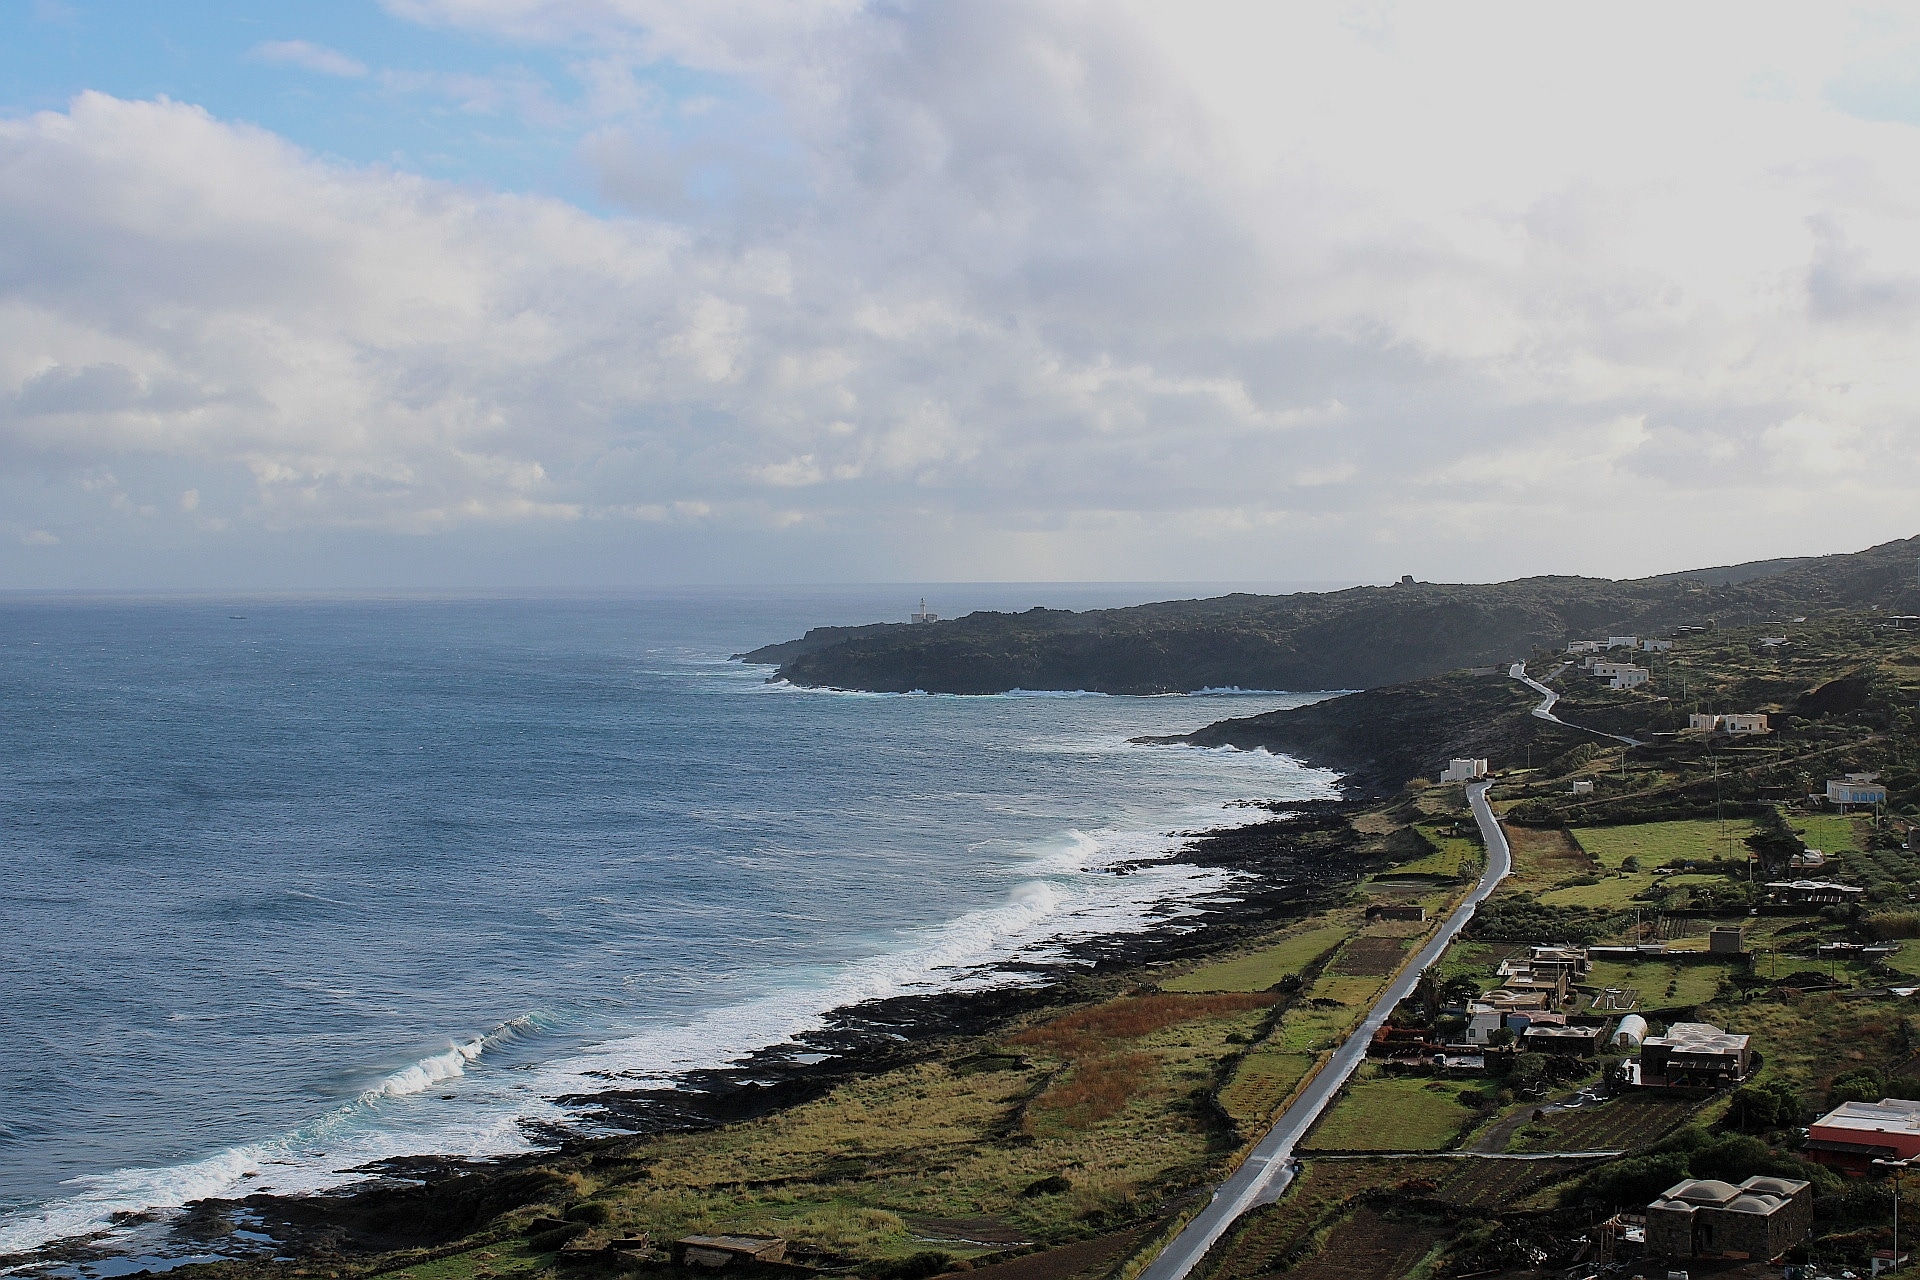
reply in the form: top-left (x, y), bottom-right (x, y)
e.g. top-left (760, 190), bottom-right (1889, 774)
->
top-left (1645, 1175), bottom-right (1812, 1262)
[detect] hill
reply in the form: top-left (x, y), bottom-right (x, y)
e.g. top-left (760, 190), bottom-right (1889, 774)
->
top-left (743, 536), bottom-right (1920, 695)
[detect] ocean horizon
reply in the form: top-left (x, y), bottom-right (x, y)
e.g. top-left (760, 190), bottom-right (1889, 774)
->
top-left (0, 588), bottom-right (1340, 1260)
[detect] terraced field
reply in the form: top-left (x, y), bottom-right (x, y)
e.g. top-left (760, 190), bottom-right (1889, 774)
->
top-left (1505, 1094), bottom-right (1703, 1154)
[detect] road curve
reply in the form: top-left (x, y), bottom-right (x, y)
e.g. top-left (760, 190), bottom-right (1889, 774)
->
top-left (1510, 661), bottom-right (1641, 746)
top-left (1135, 780), bottom-right (1513, 1280)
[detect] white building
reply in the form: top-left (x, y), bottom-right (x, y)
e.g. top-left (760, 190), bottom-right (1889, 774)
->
top-left (1440, 758), bottom-right (1489, 783)
top-left (1571, 780), bottom-right (1594, 795)
top-left (1690, 713), bottom-right (1721, 731)
top-left (1723, 714), bottom-right (1769, 735)
top-left (1592, 660), bottom-right (1640, 678)
top-left (1828, 778), bottom-right (1888, 809)
top-left (1465, 1003), bottom-right (1504, 1045)
top-left (1640, 638), bottom-right (1674, 652)
top-left (1609, 667), bottom-right (1649, 690)
top-left (1608, 635), bottom-right (1639, 649)
top-left (910, 598), bottom-right (940, 624)
top-left (1566, 640), bottom-right (1605, 655)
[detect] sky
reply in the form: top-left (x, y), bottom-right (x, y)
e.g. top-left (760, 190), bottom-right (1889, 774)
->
top-left (4, 1), bottom-right (1920, 590)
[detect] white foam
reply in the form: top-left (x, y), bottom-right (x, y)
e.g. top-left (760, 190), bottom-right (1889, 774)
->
top-left (2, 755), bottom-right (1339, 1259)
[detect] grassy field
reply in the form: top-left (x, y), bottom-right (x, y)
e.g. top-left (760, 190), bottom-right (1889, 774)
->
top-left (1583, 958), bottom-right (1737, 1009)
top-left (1504, 824), bottom-right (1594, 889)
top-left (1537, 871), bottom-right (1656, 909)
top-left (1707, 991), bottom-right (1915, 1095)
top-left (1392, 824), bottom-right (1481, 878)
top-left (352, 990), bottom-right (1305, 1280)
top-left (1792, 814), bottom-right (1868, 855)
top-left (1269, 974), bottom-right (1385, 1054)
top-left (1216, 1048), bottom-right (1318, 1129)
top-left (1161, 924), bottom-right (1350, 993)
top-left (1571, 818), bottom-right (1761, 870)
top-left (1299, 1070), bottom-right (1484, 1152)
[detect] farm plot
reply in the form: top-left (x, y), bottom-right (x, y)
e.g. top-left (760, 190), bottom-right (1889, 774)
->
top-left (1300, 1073), bottom-right (1484, 1152)
top-left (1276, 1205), bottom-right (1448, 1280)
top-left (1331, 935), bottom-right (1411, 977)
top-left (1572, 818), bottom-right (1761, 870)
top-left (965, 1225), bottom-right (1154, 1280)
top-left (1504, 824), bottom-right (1593, 887)
top-left (1204, 1160), bottom-right (1454, 1280)
top-left (1217, 1049), bottom-right (1317, 1130)
top-left (1433, 1157), bottom-right (1592, 1209)
top-left (1505, 1095), bottom-right (1703, 1154)
top-left (1162, 924), bottom-right (1349, 993)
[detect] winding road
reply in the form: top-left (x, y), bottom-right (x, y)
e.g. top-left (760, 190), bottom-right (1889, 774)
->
top-left (1135, 779), bottom-right (1514, 1280)
top-left (1510, 660), bottom-right (1642, 746)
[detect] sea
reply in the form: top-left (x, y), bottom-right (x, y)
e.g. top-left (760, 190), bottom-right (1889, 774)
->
top-left (0, 588), bottom-right (1340, 1263)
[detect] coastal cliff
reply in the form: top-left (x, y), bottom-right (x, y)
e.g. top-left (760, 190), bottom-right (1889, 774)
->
top-left (742, 535), bottom-right (1920, 695)
top-left (1152, 673), bottom-right (1547, 797)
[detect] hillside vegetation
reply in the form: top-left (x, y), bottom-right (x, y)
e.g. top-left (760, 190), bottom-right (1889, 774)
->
top-left (742, 536), bottom-right (1920, 695)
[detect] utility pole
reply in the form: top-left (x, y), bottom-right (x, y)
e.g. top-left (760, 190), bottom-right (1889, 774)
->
top-left (1876, 1156), bottom-right (1910, 1274)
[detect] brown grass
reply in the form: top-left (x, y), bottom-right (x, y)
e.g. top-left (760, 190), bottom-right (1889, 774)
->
top-left (1032, 1052), bottom-right (1160, 1127)
top-left (1009, 993), bottom-right (1277, 1059)
top-left (1330, 937), bottom-right (1408, 977)
top-left (1504, 824), bottom-right (1593, 886)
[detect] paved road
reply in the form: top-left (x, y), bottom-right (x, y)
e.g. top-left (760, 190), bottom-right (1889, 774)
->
top-left (1135, 780), bottom-right (1514, 1280)
top-left (1510, 661), bottom-right (1641, 746)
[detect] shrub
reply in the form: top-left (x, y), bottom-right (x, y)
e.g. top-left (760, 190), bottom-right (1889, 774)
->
top-left (1866, 912), bottom-right (1920, 939)
top-left (564, 1201), bottom-right (611, 1225)
top-left (868, 1253), bottom-right (956, 1280)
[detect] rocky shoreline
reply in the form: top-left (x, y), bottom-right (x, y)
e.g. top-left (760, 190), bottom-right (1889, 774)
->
top-left (12, 800), bottom-right (1388, 1275)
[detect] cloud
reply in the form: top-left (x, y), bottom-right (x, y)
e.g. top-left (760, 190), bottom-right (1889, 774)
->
top-left (248, 40), bottom-right (370, 79)
top-left (5, 5), bottom-right (1920, 582)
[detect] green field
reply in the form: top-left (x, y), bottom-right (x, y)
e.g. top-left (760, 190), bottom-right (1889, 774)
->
top-left (1390, 824), bottom-right (1481, 878)
top-left (1584, 958), bottom-right (1737, 1009)
top-left (1301, 1071), bottom-right (1482, 1151)
top-left (1269, 974), bottom-right (1384, 1053)
top-left (1572, 818), bottom-right (1762, 870)
top-left (1792, 814), bottom-right (1867, 855)
top-left (1162, 924), bottom-right (1349, 992)
top-left (1537, 872), bottom-right (1655, 909)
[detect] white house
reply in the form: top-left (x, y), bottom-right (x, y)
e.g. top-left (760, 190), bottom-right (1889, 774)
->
top-left (1608, 635), bottom-right (1639, 649)
top-left (1608, 667), bottom-right (1650, 690)
top-left (1689, 713), bottom-right (1722, 731)
top-left (1571, 780), bottom-right (1595, 795)
top-left (1724, 714), bottom-right (1769, 735)
top-left (1566, 640), bottom-right (1605, 655)
top-left (1828, 778), bottom-right (1888, 809)
top-left (1640, 638), bottom-right (1674, 652)
top-left (1592, 660), bottom-right (1640, 678)
top-left (1465, 1003), bottom-right (1504, 1045)
top-left (1440, 758), bottom-right (1489, 783)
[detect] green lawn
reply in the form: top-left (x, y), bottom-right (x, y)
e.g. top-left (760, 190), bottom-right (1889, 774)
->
top-left (1584, 958), bottom-right (1737, 1008)
top-left (1572, 818), bottom-right (1762, 870)
top-left (1792, 814), bottom-right (1867, 855)
top-left (1301, 1072), bottom-right (1482, 1151)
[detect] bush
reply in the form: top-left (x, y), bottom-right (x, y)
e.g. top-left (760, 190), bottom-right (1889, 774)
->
top-left (1866, 912), bottom-right (1920, 939)
top-left (868, 1253), bottom-right (956, 1280)
top-left (1729, 1080), bottom-right (1801, 1131)
top-left (564, 1201), bottom-right (611, 1225)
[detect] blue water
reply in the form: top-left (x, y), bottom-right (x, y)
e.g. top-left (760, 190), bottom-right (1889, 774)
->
top-left (0, 589), bottom-right (1337, 1255)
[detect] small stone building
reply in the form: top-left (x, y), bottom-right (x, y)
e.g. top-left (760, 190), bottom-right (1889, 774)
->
top-left (674, 1236), bottom-right (788, 1268)
top-left (1645, 1176), bottom-right (1813, 1261)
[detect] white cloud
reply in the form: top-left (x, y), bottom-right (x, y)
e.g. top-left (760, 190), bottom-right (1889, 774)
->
top-left (7, 4), bottom-right (1920, 583)
top-left (247, 40), bottom-right (370, 79)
